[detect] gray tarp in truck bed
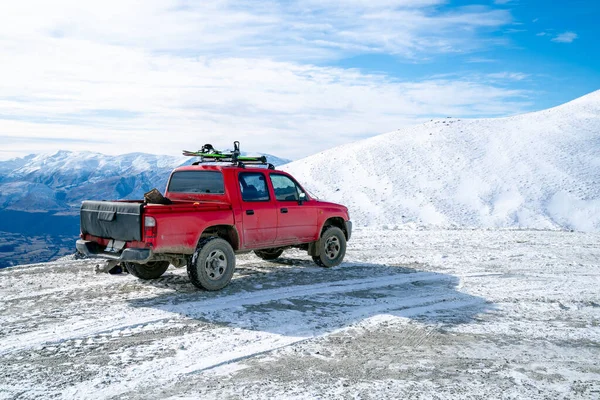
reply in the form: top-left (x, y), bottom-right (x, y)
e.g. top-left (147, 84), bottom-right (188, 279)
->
top-left (80, 201), bottom-right (143, 241)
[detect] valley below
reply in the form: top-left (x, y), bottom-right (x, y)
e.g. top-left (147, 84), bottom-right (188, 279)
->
top-left (0, 211), bottom-right (79, 268)
top-left (0, 232), bottom-right (76, 269)
top-left (1, 229), bottom-right (599, 399)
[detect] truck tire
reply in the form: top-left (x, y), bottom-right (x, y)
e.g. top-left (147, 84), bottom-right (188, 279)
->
top-left (187, 237), bottom-right (236, 291)
top-left (312, 226), bottom-right (346, 268)
top-left (254, 248), bottom-right (284, 260)
top-left (125, 261), bottom-right (170, 280)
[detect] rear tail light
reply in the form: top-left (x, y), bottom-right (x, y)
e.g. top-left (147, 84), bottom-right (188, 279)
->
top-left (144, 216), bottom-right (156, 227)
top-left (144, 216), bottom-right (157, 246)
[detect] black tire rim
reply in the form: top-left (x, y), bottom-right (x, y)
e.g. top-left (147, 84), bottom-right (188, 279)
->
top-left (324, 236), bottom-right (341, 260)
top-left (204, 249), bottom-right (227, 280)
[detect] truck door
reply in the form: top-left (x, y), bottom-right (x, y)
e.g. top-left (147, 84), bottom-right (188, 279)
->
top-left (269, 173), bottom-right (318, 244)
top-left (238, 172), bottom-right (277, 247)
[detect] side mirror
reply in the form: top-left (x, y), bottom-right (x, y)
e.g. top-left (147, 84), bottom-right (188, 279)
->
top-left (298, 192), bottom-right (307, 205)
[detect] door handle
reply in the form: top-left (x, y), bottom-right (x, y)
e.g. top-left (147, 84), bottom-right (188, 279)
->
top-left (281, 208), bottom-right (288, 214)
top-left (246, 210), bottom-right (255, 215)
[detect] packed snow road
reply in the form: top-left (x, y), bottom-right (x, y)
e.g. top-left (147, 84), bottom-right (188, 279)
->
top-left (1, 229), bottom-right (599, 399)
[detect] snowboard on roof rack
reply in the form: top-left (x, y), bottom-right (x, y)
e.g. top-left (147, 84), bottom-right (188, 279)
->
top-left (182, 141), bottom-right (273, 169)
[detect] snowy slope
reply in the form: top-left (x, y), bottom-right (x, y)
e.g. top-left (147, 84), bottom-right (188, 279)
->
top-left (284, 90), bottom-right (600, 231)
top-left (0, 150), bottom-right (290, 211)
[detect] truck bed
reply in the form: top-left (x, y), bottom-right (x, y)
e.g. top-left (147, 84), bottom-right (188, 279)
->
top-left (80, 199), bottom-right (233, 243)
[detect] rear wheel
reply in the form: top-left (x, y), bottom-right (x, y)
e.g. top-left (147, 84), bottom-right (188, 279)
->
top-left (254, 248), bottom-right (284, 260)
top-left (125, 261), bottom-right (170, 280)
top-left (187, 237), bottom-right (236, 291)
top-left (312, 226), bottom-right (346, 268)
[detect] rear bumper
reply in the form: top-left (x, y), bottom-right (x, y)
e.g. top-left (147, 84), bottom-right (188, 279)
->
top-left (76, 239), bottom-right (152, 263)
top-left (345, 220), bottom-right (352, 241)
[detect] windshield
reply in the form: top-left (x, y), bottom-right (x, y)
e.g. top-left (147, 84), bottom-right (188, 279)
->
top-left (167, 171), bottom-right (225, 194)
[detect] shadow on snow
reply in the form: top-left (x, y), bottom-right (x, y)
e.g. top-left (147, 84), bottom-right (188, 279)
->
top-left (128, 256), bottom-right (493, 337)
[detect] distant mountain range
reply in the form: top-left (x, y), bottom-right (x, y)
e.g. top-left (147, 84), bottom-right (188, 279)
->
top-left (0, 150), bottom-right (290, 268)
top-left (0, 150), bottom-right (290, 213)
top-left (283, 90), bottom-right (600, 232)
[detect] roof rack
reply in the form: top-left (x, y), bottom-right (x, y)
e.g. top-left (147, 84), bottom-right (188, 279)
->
top-left (183, 141), bottom-right (275, 170)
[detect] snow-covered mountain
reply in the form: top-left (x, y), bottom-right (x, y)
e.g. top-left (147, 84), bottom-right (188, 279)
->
top-left (283, 90), bottom-right (600, 232)
top-left (0, 150), bottom-right (290, 212)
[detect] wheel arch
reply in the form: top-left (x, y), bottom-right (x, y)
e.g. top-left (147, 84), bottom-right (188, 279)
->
top-left (198, 225), bottom-right (240, 251)
top-left (319, 217), bottom-right (349, 239)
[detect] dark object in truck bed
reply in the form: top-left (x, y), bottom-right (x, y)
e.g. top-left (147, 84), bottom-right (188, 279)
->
top-left (144, 188), bottom-right (172, 205)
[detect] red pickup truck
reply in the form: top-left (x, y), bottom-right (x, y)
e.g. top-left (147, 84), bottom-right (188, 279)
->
top-left (76, 163), bottom-right (352, 290)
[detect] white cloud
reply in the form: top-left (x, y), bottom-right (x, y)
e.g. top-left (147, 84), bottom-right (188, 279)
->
top-left (0, 49), bottom-right (530, 159)
top-left (467, 57), bottom-right (497, 63)
top-left (0, 1), bottom-right (529, 160)
top-left (551, 31), bottom-right (578, 43)
top-left (487, 72), bottom-right (529, 81)
top-left (0, 1), bottom-right (512, 59)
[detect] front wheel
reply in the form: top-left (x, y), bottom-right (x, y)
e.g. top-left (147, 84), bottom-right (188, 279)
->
top-left (254, 248), bottom-right (284, 260)
top-left (312, 226), bottom-right (347, 268)
top-left (187, 237), bottom-right (236, 291)
top-left (125, 261), bottom-right (170, 280)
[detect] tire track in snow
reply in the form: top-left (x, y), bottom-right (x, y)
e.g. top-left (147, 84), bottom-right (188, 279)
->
top-left (60, 289), bottom-right (483, 399)
top-left (0, 271), bottom-right (453, 355)
top-left (175, 296), bottom-right (485, 375)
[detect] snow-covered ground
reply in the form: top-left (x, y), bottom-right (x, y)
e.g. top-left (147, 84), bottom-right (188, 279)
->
top-left (283, 90), bottom-right (600, 232)
top-left (1, 229), bottom-right (599, 399)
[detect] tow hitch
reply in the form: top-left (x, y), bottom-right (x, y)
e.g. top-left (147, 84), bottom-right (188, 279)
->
top-left (94, 260), bottom-right (120, 274)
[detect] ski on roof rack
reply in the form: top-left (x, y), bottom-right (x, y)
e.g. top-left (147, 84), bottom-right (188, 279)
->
top-left (183, 141), bottom-right (275, 169)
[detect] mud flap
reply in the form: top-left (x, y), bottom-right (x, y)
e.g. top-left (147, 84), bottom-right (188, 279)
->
top-left (308, 239), bottom-right (321, 257)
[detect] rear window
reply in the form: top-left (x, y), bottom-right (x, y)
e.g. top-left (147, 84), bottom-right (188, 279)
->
top-left (167, 171), bottom-right (225, 194)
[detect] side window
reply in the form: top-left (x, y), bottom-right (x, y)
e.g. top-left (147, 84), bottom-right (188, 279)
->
top-left (239, 172), bottom-right (270, 202)
top-left (270, 174), bottom-right (304, 201)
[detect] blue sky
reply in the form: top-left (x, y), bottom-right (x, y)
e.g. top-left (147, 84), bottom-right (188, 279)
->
top-left (0, 0), bottom-right (598, 160)
top-left (331, 0), bottom-right (599, 110)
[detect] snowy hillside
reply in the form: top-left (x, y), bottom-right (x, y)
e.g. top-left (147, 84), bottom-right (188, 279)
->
top-left (0, 150), bottom-right (290, 211)
top-left (284, 90), bottom-right (600, 232)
